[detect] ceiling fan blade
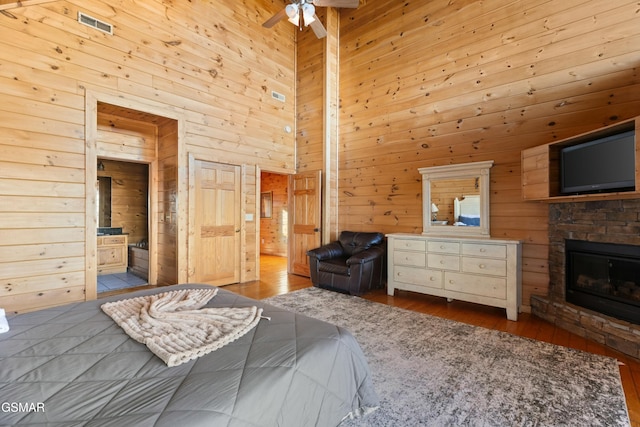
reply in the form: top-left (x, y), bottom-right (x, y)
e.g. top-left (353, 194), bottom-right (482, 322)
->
top-left (309, 17), bottom-right (327, 38)
top-left (313, 0), bottom-right (359, 8)
top-left (263, 8), bottom-right (287, 28)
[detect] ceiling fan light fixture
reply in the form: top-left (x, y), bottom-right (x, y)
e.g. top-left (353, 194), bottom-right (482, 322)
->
top-left (263, 0), bottom-right (357, 38)
top-left (285, 4), bottom-right (300, 26)
top-left (302, 3), bottom-right (316, 26)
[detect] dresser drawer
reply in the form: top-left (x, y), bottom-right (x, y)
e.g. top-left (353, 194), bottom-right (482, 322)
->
top-left (444, 272), bottom-right (507, 299)
top-left (462, 257), bottom-right (506, 276)
top-left (393, 251), bottom-right (426, 267)
top-left (394, 239), bottom-right (426, 252)
top-left (428, 240), bottom-right (460, 254)
top-left (394, 266), bottom-right (442, 289)
top-left (462, 243), bottom-right (506, 259)
top-left (427, 254), bottom-right (460, 271)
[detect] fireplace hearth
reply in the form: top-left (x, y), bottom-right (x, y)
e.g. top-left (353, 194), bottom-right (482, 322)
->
top-left (565, 239), bottom-right (640, 325)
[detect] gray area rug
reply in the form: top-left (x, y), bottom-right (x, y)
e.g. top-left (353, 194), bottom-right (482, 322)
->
top-left (264, 287), bottom-right (630, 426)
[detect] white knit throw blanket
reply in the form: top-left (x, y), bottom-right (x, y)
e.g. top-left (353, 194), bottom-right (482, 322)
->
top-left (101, 288), bottom-right (263, 367)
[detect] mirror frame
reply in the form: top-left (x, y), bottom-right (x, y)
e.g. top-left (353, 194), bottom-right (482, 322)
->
top-left (419, 160), bottom-right (494, 238)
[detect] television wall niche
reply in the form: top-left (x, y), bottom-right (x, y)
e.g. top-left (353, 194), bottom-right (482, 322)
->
top-left (522, 118), bottom-right (640, 203)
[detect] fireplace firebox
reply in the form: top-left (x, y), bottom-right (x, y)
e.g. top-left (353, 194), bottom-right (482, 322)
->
top-left (566, 239), bottom-right (640, 325)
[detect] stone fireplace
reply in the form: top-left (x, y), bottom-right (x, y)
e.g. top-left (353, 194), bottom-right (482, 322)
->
top-left (531, 199), bottom-right (640, 359)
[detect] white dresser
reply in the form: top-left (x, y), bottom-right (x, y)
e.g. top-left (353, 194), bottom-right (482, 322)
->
top-left (387, 233), bottom-right (522, 320)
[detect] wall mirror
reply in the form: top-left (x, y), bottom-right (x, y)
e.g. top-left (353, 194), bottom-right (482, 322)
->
top-left (260, 191), bottom-right (273, 218)
top-left (97, 176), bottom-right (112, 227)
top-left (419, 160), bottom-right (493, 237)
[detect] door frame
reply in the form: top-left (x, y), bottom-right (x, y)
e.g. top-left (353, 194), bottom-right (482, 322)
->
top-left (187, 154), bottom-right (246, 284)
top-left (96, 157), bottom-right (156, 284)
top-left (84, 87), bottom-right (186, 300)
top-left (256, 167), bottom-right (293, 280)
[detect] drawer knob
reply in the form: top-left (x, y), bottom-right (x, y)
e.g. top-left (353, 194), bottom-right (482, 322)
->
top-left (480, 248), bottom-right (486, 253)
top-left (479, 264), bottom-right (486, 268)
top-left (440, 245), bottom-right (445, 249)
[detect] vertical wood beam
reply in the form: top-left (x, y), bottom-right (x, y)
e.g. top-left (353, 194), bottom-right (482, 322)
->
top-left (323, 8), bottom-right (339, 243)
top-left (84, 91), bottom-right (99, 301)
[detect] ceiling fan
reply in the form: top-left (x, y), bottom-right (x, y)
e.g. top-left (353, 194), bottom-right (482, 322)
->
top-left (262, 0), bottom-right (359, 39)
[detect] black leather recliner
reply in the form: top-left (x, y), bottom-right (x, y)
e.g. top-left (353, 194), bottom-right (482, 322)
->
top-left (307, 231), bottom-right (386, 295)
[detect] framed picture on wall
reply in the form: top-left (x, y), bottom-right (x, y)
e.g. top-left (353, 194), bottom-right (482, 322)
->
top-left (260, 191), bottom-right (272, 218)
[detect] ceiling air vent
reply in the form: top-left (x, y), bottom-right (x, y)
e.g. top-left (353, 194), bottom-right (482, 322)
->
top-left (78, 12), bottom-right (113, 35)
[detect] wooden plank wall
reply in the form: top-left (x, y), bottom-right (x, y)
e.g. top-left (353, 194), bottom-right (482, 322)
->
top-left (0, 0), bottom-right (295, 313)
top-left (296, 10), bottom-right (326, 173)
top-left (295, 0), bottom-right (640, 311)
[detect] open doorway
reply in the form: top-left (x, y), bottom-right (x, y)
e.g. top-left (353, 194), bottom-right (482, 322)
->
top-left (96, 159), bottom-right (150, 294)
top-left (259, 170), bottom-right (322, 280)
top-left (86, 96), bottom-right (181, 301)
top-left (260, 172), bottom-right (289, 260)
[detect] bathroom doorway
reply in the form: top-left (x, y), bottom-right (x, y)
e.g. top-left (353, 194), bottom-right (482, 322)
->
top-left (96, 159), bottom-right (150, 294)
top-left (87, 96), bottom-right (181, 300)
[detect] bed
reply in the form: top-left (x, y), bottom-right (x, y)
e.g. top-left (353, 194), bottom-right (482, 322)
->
top-left (0, 284), bottom-right (379, 426)
top-left (454, 195), bottom-right (481, 226)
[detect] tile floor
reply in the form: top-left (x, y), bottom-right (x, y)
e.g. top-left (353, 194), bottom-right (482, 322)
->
top-left (97, 272), bottom-right (147, 293)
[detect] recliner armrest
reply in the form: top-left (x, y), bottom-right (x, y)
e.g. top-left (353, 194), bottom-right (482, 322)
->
top-left (347, 245), bottom-right (385, 265)
top-left (307, 241), bottom-right (345, 260)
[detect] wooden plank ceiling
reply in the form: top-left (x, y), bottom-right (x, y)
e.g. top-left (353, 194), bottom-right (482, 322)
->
top-left (0, 1), bottom-right (57, 10)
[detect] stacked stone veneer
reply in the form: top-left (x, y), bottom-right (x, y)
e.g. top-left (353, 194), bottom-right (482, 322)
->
top-left (531, 199), bottom-right (640, 359)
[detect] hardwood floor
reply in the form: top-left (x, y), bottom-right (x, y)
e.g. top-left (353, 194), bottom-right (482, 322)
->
top-left (225, 255), bottom-right (640, 427)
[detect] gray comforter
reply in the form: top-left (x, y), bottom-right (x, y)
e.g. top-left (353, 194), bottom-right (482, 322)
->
top-left (0, 284), bottom-right (379, 426)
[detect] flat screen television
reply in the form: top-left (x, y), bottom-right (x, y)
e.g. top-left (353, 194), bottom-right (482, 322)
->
top-left (560, 130), bottom-right (636, 195)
